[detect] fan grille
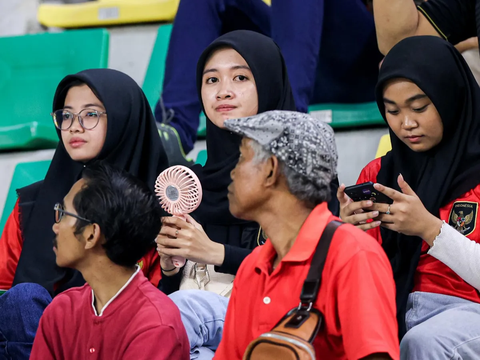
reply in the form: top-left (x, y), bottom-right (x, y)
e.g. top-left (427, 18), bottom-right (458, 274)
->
top-left (155, 165), bottom-right (202, 215)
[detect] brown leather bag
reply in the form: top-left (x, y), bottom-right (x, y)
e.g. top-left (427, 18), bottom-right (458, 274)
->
top-left (243, 221), bottom-right (342, 360)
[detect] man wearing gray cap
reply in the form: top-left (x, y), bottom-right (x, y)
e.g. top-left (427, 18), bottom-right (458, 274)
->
top-left (214, 111), bottom-right (399, 360)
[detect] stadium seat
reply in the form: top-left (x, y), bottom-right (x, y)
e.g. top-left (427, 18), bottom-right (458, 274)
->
top-left (38, 0), bottom-right (271, 29)
top-left (375, 134), bottom-right (392, 158)
top-left (0, 29), bottom-right (109, 151)
top-left (195, 149), bottom-right (207, 166)
top-left (38, 0), bottom-right (180, 28)
top-left (308, 102), bottom-right (385, 129)
top-left (143, 24), bottom-right (173, 110)
top-left (0, 160), bottom-right (51, 234)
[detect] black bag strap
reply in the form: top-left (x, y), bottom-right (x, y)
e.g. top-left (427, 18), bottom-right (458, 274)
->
top-left (299, 220), bottom-right (343, 309)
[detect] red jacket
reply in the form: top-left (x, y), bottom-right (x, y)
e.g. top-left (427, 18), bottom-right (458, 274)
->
top-left (358, 158), bottom-right (480, 304)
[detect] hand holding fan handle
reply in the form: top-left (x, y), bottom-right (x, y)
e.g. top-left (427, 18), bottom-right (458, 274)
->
top-left (155, 166), bottom-right (203, 268)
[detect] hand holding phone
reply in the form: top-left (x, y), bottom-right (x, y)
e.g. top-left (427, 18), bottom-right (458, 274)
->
top-left (336, 182), bottom-right (386, 231)
top-left (344, 182), bottom-right (393, 204)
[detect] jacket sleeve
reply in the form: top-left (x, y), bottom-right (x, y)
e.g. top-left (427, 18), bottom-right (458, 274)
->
top-left (157, 267), bottom-right (184, 295)
top-left (0, 201), bottom-right (23, 290)
top-left (140, 248), bottom-right (161, 287)
top-left (428, 222), bottom-right (480, 291)
top-left (214, 245), bottom-right (252, 276)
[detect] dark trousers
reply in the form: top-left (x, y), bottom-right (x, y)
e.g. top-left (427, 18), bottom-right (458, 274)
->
top-left (155, 0), bottom-right (382, 153)
top-left (0, 284), bottom-right (51, 360)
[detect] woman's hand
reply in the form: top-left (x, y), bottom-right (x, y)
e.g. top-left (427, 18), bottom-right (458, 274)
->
top-left (370, 174), bottom-right (443, 245)
top-left (337, 184), bottom-right (381, 231)
top-left (156, 215), bottom-right (225, 266)
top-left (157, 248), bottom-right (180, 276)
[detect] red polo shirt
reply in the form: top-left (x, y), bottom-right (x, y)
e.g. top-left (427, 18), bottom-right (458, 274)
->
top-left (214, 203), bottom-right (399, 360)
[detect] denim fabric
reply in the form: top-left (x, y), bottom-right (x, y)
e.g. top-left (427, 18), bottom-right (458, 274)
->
top-left (0, 284), bottom-right (51, 360)
top-left (401, 291), bottom-right (480, 360)
top-left (169, 289), bottom-right (229, 360)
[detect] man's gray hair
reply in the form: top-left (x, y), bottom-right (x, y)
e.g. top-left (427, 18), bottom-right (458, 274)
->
top-left (249, 140), bottom-right (331, 207)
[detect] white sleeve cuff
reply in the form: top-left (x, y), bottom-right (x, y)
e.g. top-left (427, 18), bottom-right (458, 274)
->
top-left (428, 221), bottom-right (480, 291)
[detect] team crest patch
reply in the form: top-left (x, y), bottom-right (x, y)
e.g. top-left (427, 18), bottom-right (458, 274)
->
top-left (448, 202), bottom-right (477, 236)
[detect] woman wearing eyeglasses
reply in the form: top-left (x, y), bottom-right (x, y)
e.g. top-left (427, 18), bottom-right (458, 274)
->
top-left (0, 69), bottom-right (169, 293)
top-left (0, 68), bottom-right (169, 360)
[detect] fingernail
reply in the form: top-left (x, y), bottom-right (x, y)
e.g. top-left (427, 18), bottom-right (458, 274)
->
top-left (373, 211), bottom-right (379, 216)
top-left (366, 201), bottom-right (373, 206)
top-left (376, 221), bottom-right (382, 225)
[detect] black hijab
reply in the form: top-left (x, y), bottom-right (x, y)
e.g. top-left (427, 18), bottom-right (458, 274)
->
top-left (14, 69), bottom-right (169, 294)
top-left (375, 36), bottom-right (480, 337)
top-left (192, 30), bottom-right (297, 226)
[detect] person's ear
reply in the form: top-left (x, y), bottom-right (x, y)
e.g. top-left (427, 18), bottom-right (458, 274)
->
top-left (264, 156), bottom-right (281, 187)
top-left (84, 223), bottom-right (102, 250)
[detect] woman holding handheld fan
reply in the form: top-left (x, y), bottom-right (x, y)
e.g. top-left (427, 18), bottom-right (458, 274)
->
top-left (155, 30), bottom-right (339, 359)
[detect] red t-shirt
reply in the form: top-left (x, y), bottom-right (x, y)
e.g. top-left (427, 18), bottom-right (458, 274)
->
top-left (358, 158), bottom-right (480, 303)
top-left (214, 203), bottom-right (399, 360)
top-left (30, 270), bottom-right (189, 360)
top-left (0, 202), bottom-right (161, 291)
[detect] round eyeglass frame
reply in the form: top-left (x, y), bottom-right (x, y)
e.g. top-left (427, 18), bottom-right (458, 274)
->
top-left (51, 109), bottom-right (107, 131)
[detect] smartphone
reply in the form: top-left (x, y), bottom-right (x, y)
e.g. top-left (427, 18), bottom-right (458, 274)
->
top-left (344, 181), bottom-right (393, 204)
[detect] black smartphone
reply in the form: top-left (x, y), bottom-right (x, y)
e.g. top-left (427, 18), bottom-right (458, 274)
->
top-left (344, 181), bottom-right (393, 204)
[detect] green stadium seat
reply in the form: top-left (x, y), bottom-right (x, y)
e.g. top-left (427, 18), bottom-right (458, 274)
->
top-left (195, 149), bottom-right (207, 166)
top-left (0, 160), bottom-right (51, 234)
top-left (143, 24), bottom-right (173, 110)
top-left (308, 102), bottom-right (385, 129)
top-left (0, 29), bottom-right (109, 151)
top-left (38, 0), bottom-right (180, 29)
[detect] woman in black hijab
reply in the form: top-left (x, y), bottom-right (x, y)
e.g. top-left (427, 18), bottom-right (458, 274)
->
top-left (156, 30), bottom-right (339, 359)
top-left (157, 31), bottom-right (297, 296)
top-left (0, 68), bottom-right (168, 296)
top-left (338, 36), bottom-right (480, 358)
top-left (158, 30), bottom-right (339, 290)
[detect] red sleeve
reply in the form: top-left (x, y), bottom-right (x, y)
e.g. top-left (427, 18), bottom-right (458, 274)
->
top-left (356, 158), bottom-right (382, 185)
top-left (356, 158), bottom-right (383, 244)
top-left (122, 325), bottom-right (189, 360)
top-left (139, 247), bottom-right (161, 287)
top-left (336, 250), bottom-right (399, 360)
top-left (0, 201), bottom-right (24, 290)
top-left (30, 307), bottom-right (56, 360)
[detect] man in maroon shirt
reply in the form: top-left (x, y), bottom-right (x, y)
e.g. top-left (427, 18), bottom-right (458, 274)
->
top-left (30, 161), bottom-right (189, 360)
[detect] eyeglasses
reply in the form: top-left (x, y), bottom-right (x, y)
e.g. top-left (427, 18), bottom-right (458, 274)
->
top-left (51, 109), bottom-right (107, 131)
top-left (54, 203), bottom-right (91, 224)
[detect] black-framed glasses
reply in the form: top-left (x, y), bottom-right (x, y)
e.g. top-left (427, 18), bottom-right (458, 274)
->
top-left (51, 109), bottom-right (107, 131)
top-left (54, 203), bottom-right (92, 224)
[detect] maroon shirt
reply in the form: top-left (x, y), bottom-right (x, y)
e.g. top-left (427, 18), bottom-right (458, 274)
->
top-left (31, 269), bottom-right (189, 360)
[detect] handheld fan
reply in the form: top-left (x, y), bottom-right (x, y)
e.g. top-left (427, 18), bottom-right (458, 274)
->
top-left (155, 165), bottom-right (203, 268)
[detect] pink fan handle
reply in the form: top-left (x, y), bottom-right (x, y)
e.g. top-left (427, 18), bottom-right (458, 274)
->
top-left (171, 215), bottom-right (187, 268)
